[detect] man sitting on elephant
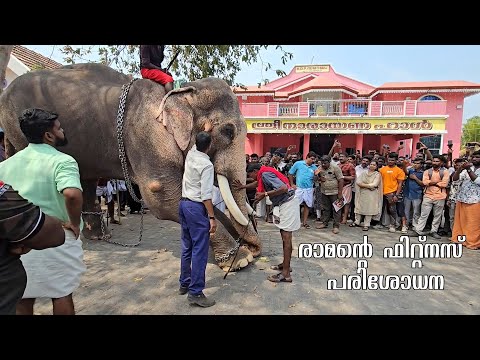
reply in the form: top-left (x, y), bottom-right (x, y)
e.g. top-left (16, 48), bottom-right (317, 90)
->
top-left (140, 45), bottom-right (174, 92)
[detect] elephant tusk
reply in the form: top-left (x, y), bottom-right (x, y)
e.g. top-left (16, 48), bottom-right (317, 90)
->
top-left (217, 175), bottom-right (249, 226)
top-left (245, 201), bottom-right (256, 216)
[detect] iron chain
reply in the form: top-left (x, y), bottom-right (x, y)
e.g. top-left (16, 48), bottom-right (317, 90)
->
top-left (107, 78), bottom-right (144, 247)
top-left (81, 210), bottom-right (106, 240)
top-left (214, 241), bottom-right (240, 263)
top-left (81, 80), bottom-right (144, 247)
top-left (81, 210), bottom-right (143, 247)
top-left (92, 79), bottom-right (240, 255)
top-left (211, 199), bottom-right (240, 263)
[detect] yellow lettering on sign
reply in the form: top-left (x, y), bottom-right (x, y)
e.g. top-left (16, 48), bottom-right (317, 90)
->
top-left (245, 119), bottom-right (445, 134)
top-left (295, 65), bottom-right (330, 73)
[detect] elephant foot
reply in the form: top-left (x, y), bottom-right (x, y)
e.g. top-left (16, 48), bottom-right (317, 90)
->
top-left (218, 245), bottom-right (254, 272)
top-left (88, 233), bottom-right (112, 241)
top-left (246, 244), bottom-right (262, 258)
top-left (82, 213), bottom-right (111, 240)
top-left (241, 232), bottom-right (262, 257)
top-left (82, 224), bottom-right (111, 240)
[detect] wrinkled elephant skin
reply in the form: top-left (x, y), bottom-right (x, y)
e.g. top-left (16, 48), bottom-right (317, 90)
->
top-left (0, 63), bottom-right (261, 270)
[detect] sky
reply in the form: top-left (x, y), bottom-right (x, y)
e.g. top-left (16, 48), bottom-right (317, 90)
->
top-left (26, 45), bottom-right (480, 123)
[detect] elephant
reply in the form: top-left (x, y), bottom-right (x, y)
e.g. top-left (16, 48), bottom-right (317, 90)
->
top-left (0, 63), bottom-right (261, 271)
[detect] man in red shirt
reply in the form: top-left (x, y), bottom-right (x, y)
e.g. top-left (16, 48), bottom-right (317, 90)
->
top-left (140, 45), bottom-right (174, 92)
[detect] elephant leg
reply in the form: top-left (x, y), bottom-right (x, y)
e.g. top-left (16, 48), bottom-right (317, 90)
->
top-left (210, 221), bottom-right (254, 272)
top-left (4, 136), bottom-right (16, 158)
top-left (81, 180), bottom-right (111, 240)
top-left (236, 225), bottom-right (262, 258)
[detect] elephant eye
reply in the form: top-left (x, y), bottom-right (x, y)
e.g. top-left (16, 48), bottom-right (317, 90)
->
top-left (220, 123), bottom-right (236, 141)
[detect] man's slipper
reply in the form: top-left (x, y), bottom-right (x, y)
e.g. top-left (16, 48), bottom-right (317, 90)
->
top-left (267, 273), bottom-right (292, 283)
top-left (270, 264), bottom-right (292, 272)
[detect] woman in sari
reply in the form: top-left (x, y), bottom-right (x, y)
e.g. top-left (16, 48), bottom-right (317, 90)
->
top-left (352, 161), bottom-right (383, 231)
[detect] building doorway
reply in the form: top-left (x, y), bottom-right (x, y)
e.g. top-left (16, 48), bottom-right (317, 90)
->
top-left (309, 134), bottom-right (336, 156)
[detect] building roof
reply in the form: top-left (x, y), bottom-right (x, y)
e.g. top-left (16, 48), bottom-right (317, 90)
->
top-left (233, 64), bottom-right (375, 99)
top-left (233, 85), bottom-right (273, 94)
top-left (12, 45), bottom-right (62, 70)
top-left (289, 76), bottom-right (359, 96)
top-left (377, 80), bottom-right (480, 90)
top-left (233, 64), bottom-right (480, 99)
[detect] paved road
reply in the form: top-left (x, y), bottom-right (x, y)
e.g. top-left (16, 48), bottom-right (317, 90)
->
top-left (33, 212), bottom-right (480, 315)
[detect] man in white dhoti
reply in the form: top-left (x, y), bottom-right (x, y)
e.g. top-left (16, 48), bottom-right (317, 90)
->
top-left (235, 163), bottom-right (300, 283)
top-left (0, 108), bottom-right (85, 315)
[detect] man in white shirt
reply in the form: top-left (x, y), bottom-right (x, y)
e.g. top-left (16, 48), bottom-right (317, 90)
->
top-left (178, 131), bottom-right (216, 307)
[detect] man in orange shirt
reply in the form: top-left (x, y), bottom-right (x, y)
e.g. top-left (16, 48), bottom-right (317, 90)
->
top-left (379, 153), bottom-right (406, 233)
top-left (415, 155), bottom-right (450, 239)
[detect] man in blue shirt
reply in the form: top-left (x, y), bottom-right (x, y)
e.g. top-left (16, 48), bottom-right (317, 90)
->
top-left (288, 151), bottom-right (317, 229)
top-left (404, 158), bottom-right (424, 229)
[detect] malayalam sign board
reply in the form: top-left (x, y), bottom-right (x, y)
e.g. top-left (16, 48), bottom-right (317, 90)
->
top-left (245, 118), bottom-right (446, 134)
top-left (295, 65), bottom-right (330, 73)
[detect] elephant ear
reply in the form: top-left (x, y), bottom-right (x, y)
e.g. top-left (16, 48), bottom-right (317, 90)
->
top-left (156, 86), bottom-right (196, 152)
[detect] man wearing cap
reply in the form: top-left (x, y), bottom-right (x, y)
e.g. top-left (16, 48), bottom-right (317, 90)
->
top-left (270, 149), bottom-right (284, 171)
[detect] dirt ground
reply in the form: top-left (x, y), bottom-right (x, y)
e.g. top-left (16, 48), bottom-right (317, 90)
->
top-left (32, 211), bottom-right (480, 315)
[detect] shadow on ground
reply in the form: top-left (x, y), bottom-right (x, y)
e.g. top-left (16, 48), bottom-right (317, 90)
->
top-left (32, 212), bottom-right (480, 315)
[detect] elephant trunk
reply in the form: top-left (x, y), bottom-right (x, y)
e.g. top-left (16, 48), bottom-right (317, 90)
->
top-left (213, 147), bottom-right (261, 257)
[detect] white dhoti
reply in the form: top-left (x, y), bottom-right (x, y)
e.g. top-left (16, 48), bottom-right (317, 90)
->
top-left (96, 186), bottom-right (106, 197)
top-left (295, 188), bottom-right (314, 208)
top-left (21, 229), bottom-right (86, 299)
top-left (273, 196), bottom-right (301, 232)
top-left (255, 198), bottom-right (266, 218)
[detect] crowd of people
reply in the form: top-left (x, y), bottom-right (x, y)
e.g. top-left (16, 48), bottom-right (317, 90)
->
top-left (1, 44), bottom-right (478, 310)
top-left (245, 139), bottom-right (480, 250)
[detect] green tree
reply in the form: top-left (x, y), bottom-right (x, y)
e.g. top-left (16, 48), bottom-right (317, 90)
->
top-left (461, 116), bottom-right (480, 145)
top-left (60, 45), bottom-right (293, 88)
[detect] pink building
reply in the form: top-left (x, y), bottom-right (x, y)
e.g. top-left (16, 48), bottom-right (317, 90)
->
top-left (234, 64), bottom-right (480, 159)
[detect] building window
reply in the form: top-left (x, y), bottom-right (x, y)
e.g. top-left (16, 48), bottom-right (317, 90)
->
top-left (419, 95), bottom-right (442, 101)
top-left (420, 135), bottom-right (442, 155)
